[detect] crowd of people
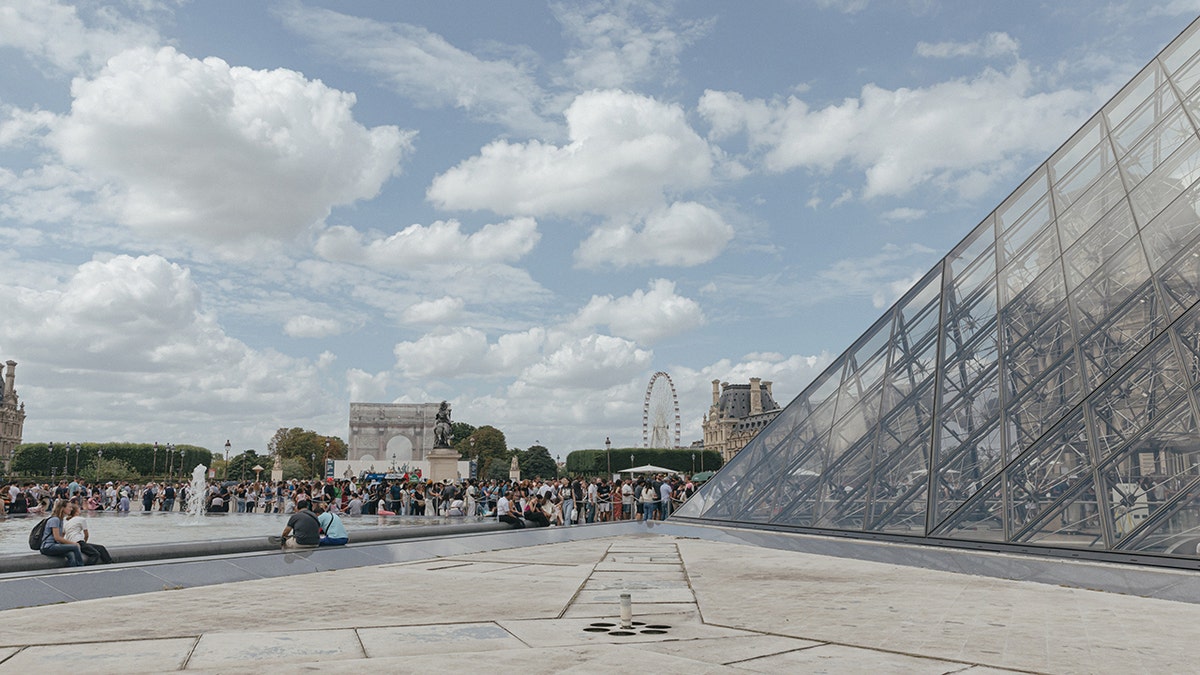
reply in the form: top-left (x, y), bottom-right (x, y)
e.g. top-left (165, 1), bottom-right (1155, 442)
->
top-left (4, 471), bottom-right (703, 564)
top-left (5, 471), bottom-right (700, 523)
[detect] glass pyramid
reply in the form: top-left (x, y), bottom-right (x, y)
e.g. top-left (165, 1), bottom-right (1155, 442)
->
top-left (676, 19), bottom-right (1200, 563)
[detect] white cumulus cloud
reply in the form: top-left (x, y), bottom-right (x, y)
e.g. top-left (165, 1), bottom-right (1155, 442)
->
top-left (315, 217), bottom-right (539, 270)
top-left (50, 46), bottom-right (413, 249)
top-left (916, 32), bottom-right (1020, 59)
top-left (284, 314), bottom-right (344, 338)
top-left (571, 278), bottom-right (705, 344)
top-left (278, 4), bottom-right (553, 136)
top-left (428, 89), bottom-right (714, 217)
top-left (403, 296), bottom-right (465, 324)
top-left (575, 201), bottom-right (733, 268)
top-left (698, 59), bottom-right (1104, 199)
top-left (0, 0), bottom-right (160, 74)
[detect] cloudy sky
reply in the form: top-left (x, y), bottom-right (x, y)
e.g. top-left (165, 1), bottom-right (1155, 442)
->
top-left (1, 1), bottom-right (1197, 459)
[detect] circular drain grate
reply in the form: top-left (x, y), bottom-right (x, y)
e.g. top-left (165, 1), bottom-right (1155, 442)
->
top-left (586, 621), bottom-right (671, 636)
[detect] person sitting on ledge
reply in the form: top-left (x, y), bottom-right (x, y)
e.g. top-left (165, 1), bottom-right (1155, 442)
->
top-left (39, 499), bottom-right (85, 567)
top-left (64, 501), bottom-right (112, 564)
top-left (278, 501), bottom-right (321, 549)
top-left (314, 502), bottom-right (349, 546)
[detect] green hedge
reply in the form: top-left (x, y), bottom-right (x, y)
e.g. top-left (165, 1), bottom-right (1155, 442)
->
top-left (564, 447), bottom-right (721, 477)
top-left (8, 442), bottom-right (214, 481)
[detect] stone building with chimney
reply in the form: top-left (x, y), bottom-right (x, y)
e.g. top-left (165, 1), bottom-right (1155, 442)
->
top-left (702, 378), bottom-right (781, 463)
top-left (1, 361), bottom-right (26, 472)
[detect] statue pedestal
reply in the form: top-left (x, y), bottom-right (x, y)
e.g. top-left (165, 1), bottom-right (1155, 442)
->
top-left (426, 447), bottom-right (460, 484)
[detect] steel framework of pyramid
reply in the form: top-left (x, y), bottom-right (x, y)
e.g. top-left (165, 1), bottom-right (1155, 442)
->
top-left (675, 18), bottom-right (1200, 565)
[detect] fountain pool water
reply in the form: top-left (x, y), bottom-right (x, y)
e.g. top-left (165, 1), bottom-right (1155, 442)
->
top-left (0, 509), bottom-right (486, 555)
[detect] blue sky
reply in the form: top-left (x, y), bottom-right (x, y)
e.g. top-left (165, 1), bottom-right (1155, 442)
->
top-left (1, 1), bottom-right (1196, 458)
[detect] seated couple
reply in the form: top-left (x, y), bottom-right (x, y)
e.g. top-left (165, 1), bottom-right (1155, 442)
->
top-left (279, 501), bottom-right (348, 549)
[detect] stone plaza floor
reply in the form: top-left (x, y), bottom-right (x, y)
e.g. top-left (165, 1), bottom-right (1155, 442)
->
top-left (0, 520), bottom-right (1196, 673)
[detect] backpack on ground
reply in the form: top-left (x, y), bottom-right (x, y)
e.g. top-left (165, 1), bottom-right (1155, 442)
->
top-left (28, 517), bottom-right (49, 550)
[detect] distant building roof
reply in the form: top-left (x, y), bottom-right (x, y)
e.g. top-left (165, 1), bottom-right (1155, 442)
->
top-left (716, 383), bottom-right (780, 420)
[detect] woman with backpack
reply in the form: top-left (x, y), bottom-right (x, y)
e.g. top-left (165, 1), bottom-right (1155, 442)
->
top-left (38, 499), bottom-right (85, 567)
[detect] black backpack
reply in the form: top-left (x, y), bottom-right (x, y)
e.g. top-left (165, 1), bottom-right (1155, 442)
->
top-left (28, 517), bottom-right (49, 550)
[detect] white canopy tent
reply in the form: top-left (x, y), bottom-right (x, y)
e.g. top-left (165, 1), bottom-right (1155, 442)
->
top-left (621, 464), bottom-right (678, 474)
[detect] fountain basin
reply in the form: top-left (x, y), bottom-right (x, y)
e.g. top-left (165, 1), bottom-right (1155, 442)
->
top-left (0, 511), bottom-right (506, 573)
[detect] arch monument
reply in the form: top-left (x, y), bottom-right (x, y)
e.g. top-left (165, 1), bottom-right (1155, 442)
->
top-left (348, 402), bottom-right (443, 463)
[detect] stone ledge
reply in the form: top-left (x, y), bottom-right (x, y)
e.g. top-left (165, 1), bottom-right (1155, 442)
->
top-left (0, 520), bottom-right (510, 574)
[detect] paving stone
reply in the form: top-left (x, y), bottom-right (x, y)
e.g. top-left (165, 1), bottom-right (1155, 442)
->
top-left (630, 634), bottom-right (824, 665)
top-left (357, 622), bottom-right (524, 657)
top-left (186, 629), bottom-right (364, 669)
top-left (0, 637), bottom-right (195, 674)
top-left (573, 587), bottom-right (695, 604)
top-left (727, 642), bottom-right (974, 674)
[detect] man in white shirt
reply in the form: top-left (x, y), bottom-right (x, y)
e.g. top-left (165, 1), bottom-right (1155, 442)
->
top-left (497, 492), bottom-right (524, 528)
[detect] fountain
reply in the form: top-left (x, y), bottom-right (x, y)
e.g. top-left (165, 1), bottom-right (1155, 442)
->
top-left (186, 464), bottom-right (208, 519)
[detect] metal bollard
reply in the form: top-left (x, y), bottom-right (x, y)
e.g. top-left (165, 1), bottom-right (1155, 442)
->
top-left (619, 592), bottom-right (632, 628)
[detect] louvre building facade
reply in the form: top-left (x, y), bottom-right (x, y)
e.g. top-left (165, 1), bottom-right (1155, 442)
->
top-left (676, 19), bottom-right (1200, 566)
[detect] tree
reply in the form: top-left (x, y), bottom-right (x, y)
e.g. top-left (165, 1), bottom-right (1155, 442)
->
top-left (228, 450), bottom-right (264, 482)
top-left (519, 445), bottom-right (556, 480)
top-left (267, 427), bottom-right (346, 476)
top-left (468, 426), bottom-right (508, 480)
top-left (83, 457), bottom-right (138, 484)
top-left (451, 422), bottom-right (477, 457)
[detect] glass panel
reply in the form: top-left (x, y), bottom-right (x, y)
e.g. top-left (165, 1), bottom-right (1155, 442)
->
top-left (1120, 476), bottom-right (1200, 556)
top-left (1140, 178), bottom-right (1200, 268)
top-left (1000, 264), bottom-right (1067, 353)
top-left (1161, 21), bottom-right (1200, 75)
top-left (834, 319), bottom-right (893, 421)
top-left (1005, 354), bottom-right (1083, 461)
top-left (1003, 302), bottom-right (1075, 402)
top-left (1005, 410), bottom-right (1094, 536)
top-left (1098, 395), bottom-right (1199, 544)
top-left (1052, 134), bottom-right (1115, 214)
top-left (998, 195), bottom-right (1054, 270)
top-left (1061, 201), bottom-right (1138, 290)
top-left (997, 168), bottom-right (1049, 235)
top-left (1129, 135), bottom-right (1200, 226)
top-left (998, 221), bottom-right (1061, 306)
top-left (1014, 478), bottom-right (1108, 550)
top-left (1111, 83), bottom-right (1182, 157)
top-left (932, 412), bottom-right (1003, 530)
top-left (1055, 167), bottom-right (1129, 251)
top-left (1172, 306), bottom-right (1200, 386)
top-left (1104, 60), bottom-right (1167, 130)
top-left (810, 429), bottom-right (878, 530)
top-left (1077, 280), bottom-right (1170, 389)
top-left (1089, 336), bottom-right (1190, 464)
top-left (1118, 106), bottom-right (1194, 185)
top-left (947, 216), bottom-right (996, 281)
top-left (1049, 118), bottom-right (1103, 186)
top-left (932, 475), bottom-right (1006, 542)
top-left (866, 379), bottom-right (935, 529)
top-left (942, 267), bottom-right (997, 362)
top-left (1069, 236), bottom-right (1153, 338)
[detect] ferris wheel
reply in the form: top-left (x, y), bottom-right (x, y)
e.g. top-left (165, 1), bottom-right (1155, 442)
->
top-left (642, 371), bottom-right (681, 448)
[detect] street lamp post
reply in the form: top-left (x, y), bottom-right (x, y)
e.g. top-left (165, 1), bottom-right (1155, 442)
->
top-left (224, 440), bottom-right (231, 480)
top-left (153, 441), bottom-right (158, 479)
top-left (692, 452), bottom-right (696, 475)
top-left (64, 442), bottom-right (70, 475)
top-left (74, 443), bottom-right (80, 475)
top-left (48, 441), bottom-right (54, 476)
top-left (324, 439), bottom-right (330, 479)
top-left (179, 445), bottom-right (184, 479)
top-left (605, 436), bottom-right (612, 478)
top-left (310, 452), bottom-right (316, 478)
